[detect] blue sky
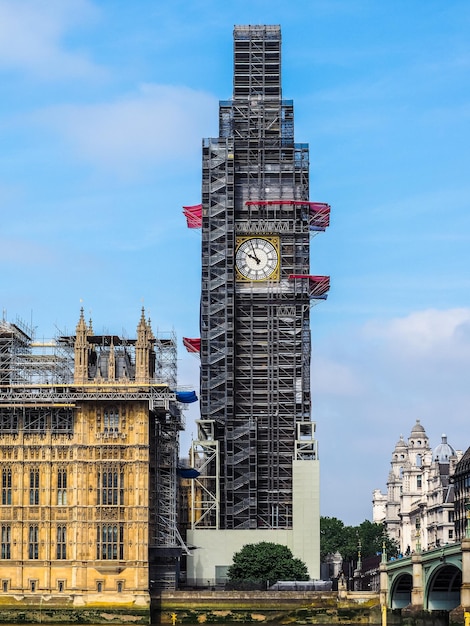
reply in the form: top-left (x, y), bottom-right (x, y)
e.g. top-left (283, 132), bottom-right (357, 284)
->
top-left (2, 0), bottom-right (470, 525)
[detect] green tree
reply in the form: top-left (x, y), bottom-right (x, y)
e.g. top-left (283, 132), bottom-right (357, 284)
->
top-left (227, 542), bottom-right (309, 585)
top-left (356, 519), bottom-right (399, 560)
top-left (320, 517), bottom-right (399, 564)
top-left (320, 516), bottom-right (355, 561)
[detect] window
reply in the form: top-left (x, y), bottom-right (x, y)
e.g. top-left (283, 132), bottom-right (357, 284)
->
top-left (97, 524), bottom-right (124, 560)
top-left (56, 526), bottom-right (66, 559)
top-left (449, 510), bottom-right (455, 523)
top-left (97, 581), bottom-right (103, 592)
top-left (57, 469), bottom-right (67, 505)
top-left (58, 581), bottom-right (65, 592)
top-left (103, 408), bottom-right (119, 434)
top-left (1, 468), bottom-right (11, 505)
top-left (1, 526), bottom-right (10, 559)
top-left (24, 409), bottom-right (45, 431)
top-left (29, 469), bottom-right (40, 505)
top-left (2, 581), bottom-right (7, 592)
top-left (30, 580), bottom-right (37, 592)
top-left (0, 409), bottom-right (18, 432)
top-left (51, 408), bottom-right (73, 433)
top-left (28, 525), bottom-right (39, 559)
top-left (449, 529), bottom-right (454, 540)
top-left (417, 475), bottom-right (422, 489)
top-left (117, 581), bottom-right (123, 593)
top-left (97, 469), bottom-right (124, 505)
top-left (416, 454), bottom-right (422, 467)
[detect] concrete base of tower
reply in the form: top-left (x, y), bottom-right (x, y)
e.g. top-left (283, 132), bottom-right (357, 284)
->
top-left (293, 458), bottom-right (320, 580)
top-left (186, 460), bottom-right (320, 586)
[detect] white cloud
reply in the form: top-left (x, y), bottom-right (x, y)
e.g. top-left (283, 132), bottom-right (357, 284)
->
top-left (36, 84), bottom-right (218, 177)
top-left (363, 308), bottom-right (470, 359)
top-left (314, 308), bottom-right (470, 523)
top-left (0, 0), bottom-right (102, 79)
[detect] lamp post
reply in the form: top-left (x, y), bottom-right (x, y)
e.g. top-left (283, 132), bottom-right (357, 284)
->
top-left (415, 517), bottom-right (421, 554)
top-left (380, 534), bottom-right (388, 626)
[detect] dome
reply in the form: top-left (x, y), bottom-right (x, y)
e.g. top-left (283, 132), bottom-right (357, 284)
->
top-left (409, 419), bottom-right (428, 446)
top-left (432, 434), bottom-right (456, 463)
top-left (393, 435), bottom-right (407, 451)
top-left (392, 435), bottom-right (408, 462)
top-left (410, 419), bottom-right (426, 436)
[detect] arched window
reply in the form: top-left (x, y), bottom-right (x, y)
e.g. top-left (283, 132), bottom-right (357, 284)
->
top-left (1, 525), bottom-right (11, 559)
top-left (57, 469), bottom-right (67, 505)
top-left (96, 524), bottom-right (124, 560)
top-left (103, 408), bottom-right (119, 434)
top-left (1, 468), bottom-right (11, 505)
top-left (28, 526), bottom-right (39, 559)
top-left (56, 526), bottom-right (66, 559)
top-left (97, 466), bottom-right (124, 505)
top-left (29, 469), bottom-right (40, 505)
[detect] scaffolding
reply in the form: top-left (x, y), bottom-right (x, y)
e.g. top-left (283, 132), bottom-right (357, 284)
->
top-left (191, 25), bottom-right (330, 533)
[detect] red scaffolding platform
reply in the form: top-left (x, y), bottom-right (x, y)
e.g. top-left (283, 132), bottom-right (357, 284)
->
top-left (183, 337), bottom-right (201, 354)
top-left (183, 204), bottom-right (203, 229)
top-left (288, 275), bottom-right (330, 299)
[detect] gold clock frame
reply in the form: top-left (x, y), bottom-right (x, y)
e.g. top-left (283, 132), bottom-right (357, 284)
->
top-left (235, 235), bottom-right (280, 282)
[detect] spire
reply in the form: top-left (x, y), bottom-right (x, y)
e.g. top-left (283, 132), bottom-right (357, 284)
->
top-left (74, 308), bottom-right (89, 384)
top-left (147, 316), bottom-right (154, 340)
top-left (108, 337), bottom-right (116, 382)
top-left (135, 308), bottom-right (150, 383)
top-left (76, 307), bottom-right (86, 333)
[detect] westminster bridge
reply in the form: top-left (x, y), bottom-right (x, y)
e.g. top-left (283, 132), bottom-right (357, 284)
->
top-left (380, 538), bottom-right (470, 614)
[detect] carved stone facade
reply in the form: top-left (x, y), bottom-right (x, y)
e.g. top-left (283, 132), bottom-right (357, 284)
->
top-left (373, 420), bottom-right (462, 554)
top-left (0, 310), bottom-right (183, 620)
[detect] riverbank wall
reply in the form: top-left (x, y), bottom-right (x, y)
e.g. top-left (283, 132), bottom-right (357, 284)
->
top-left (0, 593), bottom-right (150, 624)
top-left (153, 590), bottom-right (384, 625)
top-left (0, 590), bottom-right (458, 625)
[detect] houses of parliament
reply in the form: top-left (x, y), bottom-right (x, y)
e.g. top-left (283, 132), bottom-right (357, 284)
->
top-left (0, 309), bottom-right (186, 621)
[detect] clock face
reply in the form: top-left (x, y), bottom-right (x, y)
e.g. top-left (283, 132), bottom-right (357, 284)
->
top-left (235, 237), bottom-right (279, 281)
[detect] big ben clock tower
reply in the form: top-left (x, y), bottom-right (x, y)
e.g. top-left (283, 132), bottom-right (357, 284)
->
top-left (186, 25), bottom-right (330, 584)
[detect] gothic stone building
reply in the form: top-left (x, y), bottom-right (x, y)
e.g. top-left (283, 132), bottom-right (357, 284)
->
top-left (0, 310), bottom-right (183, 622)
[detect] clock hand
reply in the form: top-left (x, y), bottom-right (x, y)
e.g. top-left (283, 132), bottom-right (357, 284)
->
top-left (250, 241), bottom-right (261, 263)
top-left (247, 253), bottom-right (261, 264)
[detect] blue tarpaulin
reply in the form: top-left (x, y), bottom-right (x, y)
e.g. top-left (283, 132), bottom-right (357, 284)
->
top-left (175, 390), bottom-right (198, 403)
top-left (177, 467), bottom-right (200, 479)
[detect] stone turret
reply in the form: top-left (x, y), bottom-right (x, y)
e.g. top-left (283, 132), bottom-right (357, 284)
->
top-left (74, 308), bottom-right (89, 384)
top-left (135, 308), bottom-right (154, 383)
top-left (108, 338), bottom-right (116, 382)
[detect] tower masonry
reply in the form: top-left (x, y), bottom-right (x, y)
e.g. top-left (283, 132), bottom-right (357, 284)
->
top-left (184, 25), bottom-right (330, 585)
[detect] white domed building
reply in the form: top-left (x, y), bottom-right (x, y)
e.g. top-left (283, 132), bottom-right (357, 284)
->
top-left (373, 420), bottom-right (462, 554)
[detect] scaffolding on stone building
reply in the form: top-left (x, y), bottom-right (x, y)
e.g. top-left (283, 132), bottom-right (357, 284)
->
top-left (189, 24), bottom-right (330, 534)
top-left (0, 313), bottom-right (187, 590)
